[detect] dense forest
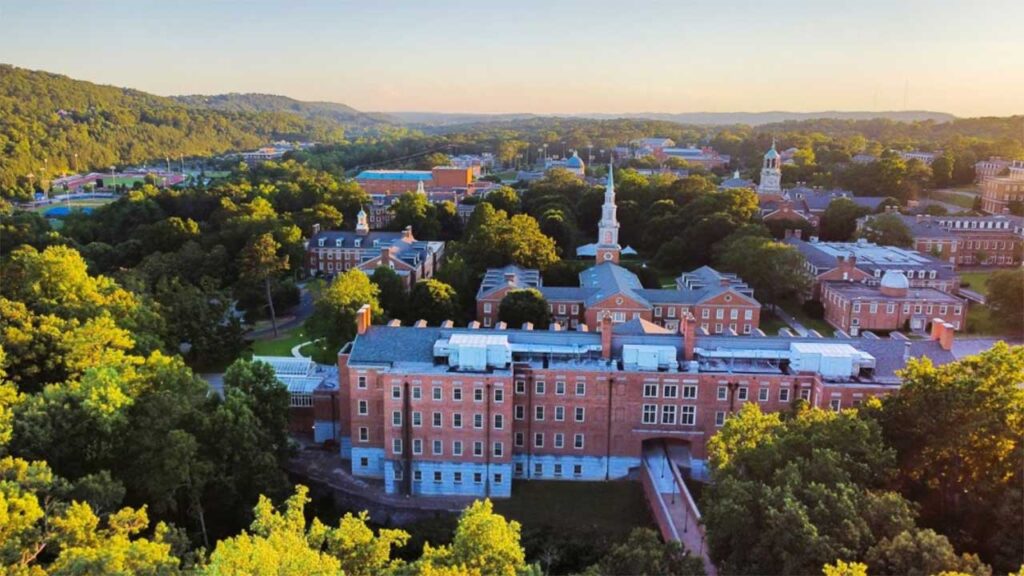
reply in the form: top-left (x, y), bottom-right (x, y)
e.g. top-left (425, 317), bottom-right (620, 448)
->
top-left (172, 92), bottom-right (404, 133)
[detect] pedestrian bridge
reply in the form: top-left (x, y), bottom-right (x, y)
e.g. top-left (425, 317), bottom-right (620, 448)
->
top-left (640, 439), bottom-right (717, 576)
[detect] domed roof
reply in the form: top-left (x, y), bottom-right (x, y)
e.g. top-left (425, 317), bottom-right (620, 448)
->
top-left (880, 270), bottom-right (909, 290)
top-left (565, 151), bottom-right (584, 168)
top-left (764, 144), bottom-right (780, 160)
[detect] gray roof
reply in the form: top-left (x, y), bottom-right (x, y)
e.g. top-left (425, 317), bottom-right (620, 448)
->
top-left (311, 229), bottom-right (443, 268)
top-left (476, 265), bottom-right (542, 299)
top-left (538, 286), bottom-right (593, 301)
top-left (785, 238), bottom-right (956, 279)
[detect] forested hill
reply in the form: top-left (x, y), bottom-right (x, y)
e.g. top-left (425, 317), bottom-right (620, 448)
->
top-left (0, 65), bottom-right (351, 198)
top-left (173, 92), bottom-right (398, 129)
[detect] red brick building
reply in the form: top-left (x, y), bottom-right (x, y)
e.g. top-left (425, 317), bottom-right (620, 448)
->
top-left (355, 167), bottom-right (476, 195)
top-left (308, 304), bottom-right (994, 498)
top-left (861, 213), bottom-right (1024, 267)
top-left (980, 160), bottom-right (1024, 214)
top-left (821, 270), bottom-right (967, 335)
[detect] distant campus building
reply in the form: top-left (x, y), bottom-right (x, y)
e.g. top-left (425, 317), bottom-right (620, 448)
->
top-left (305, 208), bottom-right (445, 287)
top-left (979, 160), bottom-right (1024, 214)
top-left (858, 213), bottom-right (1024, 267)
top-left (821, 270), bottom-right (966, 335)
top-left (355, 166), bottom-right (476, 195)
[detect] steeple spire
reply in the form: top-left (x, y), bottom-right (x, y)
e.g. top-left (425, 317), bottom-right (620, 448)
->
top-left (355, 205), bottom-right (369, 235)
top-left (595, 163), bottom-right (621, 264)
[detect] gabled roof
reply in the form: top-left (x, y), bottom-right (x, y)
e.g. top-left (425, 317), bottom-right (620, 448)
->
top-left (538, 286), bottom-right (592, 301)
top-left (579, 263), bottom-right (647, 307)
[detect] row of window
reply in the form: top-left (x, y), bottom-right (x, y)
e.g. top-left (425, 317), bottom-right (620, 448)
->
top-left (513, 405), bottom-right (585, 422)
top-left (871, 268), bottom-right (936, 280)
top-left (388, 384), bottom-right (505, 403)
top-left (389, 410), bottom-right (508, 430)
top-left (514, 380), bottom-right (587, 396)
top-left (514, 462), bottom-right (584, 477)
top-left (400, 469), bottom-right (503, 486)
top-left (514, 432), bottom-right (585, 449)
top-left (846, 301), bottom-right (961, 316)
top-left (389, 437), bottom-right (504, 457)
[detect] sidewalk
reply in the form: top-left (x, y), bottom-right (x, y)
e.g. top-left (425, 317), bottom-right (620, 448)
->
top-left (773, 307), bottom-right (808, 336)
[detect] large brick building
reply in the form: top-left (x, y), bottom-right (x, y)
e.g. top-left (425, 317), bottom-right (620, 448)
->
top-left (821, 270), bottom-right (967, 335)
top-left (306, 209), bottom-right (445, 287)
top-left (307, 304), bottom-right (997, 498)
top-left (979, 160), bottom-right (1024, 214)
top-left (355, 167), bottom-right (475, 195)
top-left (858, 213), bottom-right (1024, 267)
top-left (784, 232), bottom-right (960, 298)
top-left (476, 169), bottom-right (761, 335)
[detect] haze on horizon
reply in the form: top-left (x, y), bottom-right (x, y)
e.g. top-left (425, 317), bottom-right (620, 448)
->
top-left (1, 0), bottom-right (1022, 118)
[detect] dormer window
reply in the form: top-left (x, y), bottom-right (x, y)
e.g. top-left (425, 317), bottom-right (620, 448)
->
top-left (335, 239), bottom-right (342, 247)
top-left (354, 239), bottom-right (361, 248)
top-left (373, 240), bottom-right (380, 248)
top-left (317, 238), bottom-right (325, 247)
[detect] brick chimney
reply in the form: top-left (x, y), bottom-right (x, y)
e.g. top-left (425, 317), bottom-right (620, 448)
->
top-left (929, 317), bottom-right (945, 341)
top-left (600, 315), bottom-right (613, 359)
top-left (402, 225), bottom-right (414, 241)
top-left (682, 312), bottom-right (698, 361)
top-left (380, 247), bottom-right (391, 267)
top-left (939, 321), bottom-right (955, 351)
top-left (355, 304), bottom-right (372, 335)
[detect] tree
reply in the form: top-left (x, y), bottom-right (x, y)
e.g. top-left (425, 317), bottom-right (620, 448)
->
top-left (931, 155), bottom-right (955, 188)
top-left (864, 529), bottom-right (990, 576)
top-left (238, 233), bottom-right (289, 337)
top-left (876, 343), bottom-right (1024, 573)
top-left (858, 213), bottom-right (913, 247)
top-left (498, 289), bottom-right (552, 329)
top-left (583, 528), bottom-right (705, 576)
top-left (461, 203), bottom-right (559, 273)
top-left (306, 269), bottom-right (380, 354)
top-left (822, 560), bottom-right (868, 576)
top-left (483, 187), bottom-right (521, 215)
top-left (408, 279), bottom-right (460, 325)
top-left (985, 269), bottom-right (1024, 336)
top-left (415, 499), bottom-right (531, 576)
top-left (715, 235), bottom-right (811, 310)
top-left (370, 266), bottom-right (408, 321)
top-left (820, 198), bottom-right (870, 241)
top-left (390, 192), bottom-right (440, 239)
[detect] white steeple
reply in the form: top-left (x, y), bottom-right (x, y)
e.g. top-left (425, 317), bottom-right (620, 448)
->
top-left (757, 138), bottom-right (782, 195)
top-left (355, 205), bottom-right (369, 235)
top-left (416, 180), bottom-right (426, 195)
top-left (596, 164), bottom-right (621, 263)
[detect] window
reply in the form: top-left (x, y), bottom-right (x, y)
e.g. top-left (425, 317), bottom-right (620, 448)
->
top-left (643, 383), bottom-right (658, 398)
top-left (453, 471), bottom-right (463, 484)
top-left (392, 411), bottom-right (402, 426)
top-left (432, 412), bottom-right (442, 428)
top-left (654, 306), bottom-right (663, 316)
top-left (493, 414), bottom-right (504, 429)
top-left (642, 404), bottom-right (657, 424)
top-left (554, 406), bottom-right (565, 421)
top-left (745, 309), bottom-right (753, 320)
top-left (453, 441), bottom-right (463, 456)
top-left (412, 411), bottom-right (422, 427)
top-left (758, 387), bottom-right (769, 402)
top-left (474, 388), bottom-right (484, 402)
top-left (514, 432), bottom-right (524, 447)
top-left (473, 472), bottom-right (482, 484)
top-left (555, 381), bottom-right (566, 395)
top-left (534, 463), bottom-right (543, 476)
top-left (681, 405), bottom-right (696, 425)
top-left (536, 381), bottom-right (545, 395)
top-left (663, 384), bottom-right (678, 398)
top-left (494, 473), bottom-right (503, 484)
top-left (358, 400), bottom-right (368, 415)
top-left (702, 308), bottom-right (710, 319)
top-left (661, 405), bottom-right (677, 425)
top-left (573, 464), bottom-right (583, 476)
top-left (494, 388), bottom-right (504, 403)
top-left (575, 407), bottom-right (585, 422)
top-left (357, 375), bottom-right (367, 389)
top-left (392, 438), bottom-right (402, 454)
top-left (359, 457), bottom-right (368, 468)
top-left (668, 307), bottom-right (677, 318)
top-left (737, 386), bottom-right (749, 401)
top-left (715, 411), bottom-right (726, 427)
top-left (391, 385), bottom-right (401, 399)
top-left (535, 406), bottom-right (545, 421)
top-left (452, 413), bottom-right (463, 428)
top-left (358, 427), bottom-right (369, 442)
top-left (412, 386), bottom-right (421, 400)
top-left (413, 470), bottom-right (422, 482)
top-left (800, 388), bottom-right (811, 401)
top-left (830, 398), bottom-right (841, 412)
top-left (574, 434), bottom-right (585, 449)
top-left (514, 405), bottom-right (525, 420)
top-left (575, 382), bottom-right (586, 396)
top-left (515, 462), bottom-right (524, 476)
top-left (515, 380), bottom-right (526, 394)
top-left (432, 440), bottom-right (442, 455)
top-left (453, 387), bottom-right (462, 401)
top-left (682, 385), bottom-right (697, 399)
top-left (717, 386), bottom-right (727, 401)
top-left (473, 441), bottom-right (483, 457)
top-left (474, 414), bottom-right (483, 429)
top-left (493, 442), bottom-right (503, 457)
top-left (853, 302), bottom-right (861, 313)
top-left (780, 388), bottom-right (790, 402)
top-left (554, 433), bottom-right (564, 448)
top-left (432, 386), bottom-right (442, 401)
top-left (534, 433), bottom-right (544, 448)
top-left (730, 309), bottom-right (738, 320)
top-left (433, 471), bottom-right (442, 484)
top-left (413, 439), bottom-right (423, 454)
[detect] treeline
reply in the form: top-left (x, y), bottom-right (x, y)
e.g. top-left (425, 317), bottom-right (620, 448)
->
top-left (0, 65), bottom-right (353, 198)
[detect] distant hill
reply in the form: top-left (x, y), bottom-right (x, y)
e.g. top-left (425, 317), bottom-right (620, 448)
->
top-left (0, 65), bottom-right (355, 198)
top-left (174, 93), bottom-right (398, 129)
top-left (389, 110), bottom-right (956, 127)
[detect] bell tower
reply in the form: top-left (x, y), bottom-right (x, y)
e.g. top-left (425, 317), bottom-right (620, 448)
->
top-left (757, 138), bottom-right (782, 195)
top-left (595, 164), bottom-right (621, 264)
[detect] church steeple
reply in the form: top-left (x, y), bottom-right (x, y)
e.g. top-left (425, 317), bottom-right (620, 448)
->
top-left (595, 163), bottom-right (621, 264)
top-left (757, 138), bottom-right (782, 195)
top-left (355, 205), bottom-right (370, 235)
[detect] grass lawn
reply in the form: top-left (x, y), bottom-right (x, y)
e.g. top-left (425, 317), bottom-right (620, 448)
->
top-left (248, 326), bottom-right (310, 357)
top-left (30, 197), bottom-right (116, 214)
top-left (758, 311), bottom-right (790, 335)
top-left (776, 300), bottom-right (835, 336)
top-left (965, 304), bottom-right (999, 336)
top-left (929, 190), bottom-right (976, 210)
top-left (958, 270), bottom-right (994, 293)
top-left (493, 480), bottom-right (653, 538)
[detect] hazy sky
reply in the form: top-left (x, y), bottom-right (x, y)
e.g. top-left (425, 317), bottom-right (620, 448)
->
top-left (1, 0), bottom-right (1022, 117)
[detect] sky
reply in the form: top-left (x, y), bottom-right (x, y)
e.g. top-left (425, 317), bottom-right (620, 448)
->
top-left (1, 0), bottom-right (1022, 117)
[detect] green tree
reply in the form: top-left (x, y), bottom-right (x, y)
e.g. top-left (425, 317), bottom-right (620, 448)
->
top-left (370, 266), bottom-right (408, 321)
top-left (715, 235), bottom-right (810, 311)
top-left (877, 343), bottom-right (1024, 573)
top-left (864, 529), bottom-right (990, 576)
top-left (931, 155), bottom-right (955, 188)
top-left (306, 269), bottom-right (380, 353)
top-left (583, 527), bottom-right (705, 576)
top-left (985, 269), bottom-right (1024, 336)
top-left (484, 187), bottom-right (521, 215)
top-left (822, 559), bottom-right (868, 576)
top-left (390, 192), bottom-right (440, 239)
top-left (858, 213), bottom-right (913, 247)
top-left (498, 289), bottom-right (552, 330)
top-left (820, 198), bottom-right (870, 242)
top-left (415, 499), bottom-right (531, 576)
top-left (408, 279), bottom-right (460, 326)
top-left (238, 233), bottom-right (289, 337)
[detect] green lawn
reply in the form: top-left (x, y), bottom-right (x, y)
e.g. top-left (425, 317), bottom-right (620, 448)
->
top-left (958, 270), bottom-right (994, 293)
top-left (776, 300), bottom-right (835, 336)
top-left (965, 303), bottom-right (999, 336)
top-left (493, 480), bottom-right (653, 539)
top-left (30, 197), bottom-right (116, 214)
top-left (248, 326), bottom-right (310, 357)
top-left (929, 190), bottom-right (976, 210)
top-left (758, 311), bottom-right (790, 335)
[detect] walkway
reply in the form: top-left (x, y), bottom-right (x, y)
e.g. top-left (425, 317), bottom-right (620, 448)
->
top-left (247, 285), bottom-right (314, 341)
top-left (641, 442), bottom-right (717, 576)
top-left (773, 306), bottom-right (809, 336)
